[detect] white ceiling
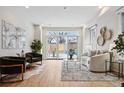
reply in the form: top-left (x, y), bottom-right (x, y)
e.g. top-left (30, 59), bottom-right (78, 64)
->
top-left (0, 6), bottom-right (121, 27)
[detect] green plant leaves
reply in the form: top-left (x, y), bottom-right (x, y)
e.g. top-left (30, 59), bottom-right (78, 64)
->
top-left (112, 32), bottom-right (124, 55)
top-left (30, 39), bottom-right (43, 53)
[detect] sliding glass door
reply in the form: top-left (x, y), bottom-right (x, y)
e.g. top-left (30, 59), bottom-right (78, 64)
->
top-left (47, 31), bottom-right (79, 60)
top-left (58, 35), bottom-right (67, 59)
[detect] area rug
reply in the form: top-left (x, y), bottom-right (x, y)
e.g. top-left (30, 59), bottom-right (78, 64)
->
top-left (1, 64), bottom-right (45, 82)
top-left (24, 64), bottom-right (45, 79)
top-left (61, 61), bottom-right (118, 81)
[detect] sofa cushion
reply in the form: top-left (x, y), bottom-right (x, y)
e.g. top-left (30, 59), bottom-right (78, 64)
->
top-left (90, 50), bottom-right (97, 57)
top-left (82, 52), bottom-right (89, 56)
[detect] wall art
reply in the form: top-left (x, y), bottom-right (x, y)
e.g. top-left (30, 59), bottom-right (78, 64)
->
top-left (1, 20), bottom-right (26, 49)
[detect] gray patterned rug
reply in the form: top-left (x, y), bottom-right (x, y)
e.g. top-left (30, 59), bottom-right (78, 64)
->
top-left (61, 61), bottom-right (118, 81)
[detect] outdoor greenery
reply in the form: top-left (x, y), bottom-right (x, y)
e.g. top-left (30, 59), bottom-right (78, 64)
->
top-left (112, 32), bottom-right (124, 55)
top-left (30, 39), bottom-right (43, 53)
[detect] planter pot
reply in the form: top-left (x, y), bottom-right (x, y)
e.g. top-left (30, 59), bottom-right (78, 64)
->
top-left (69, 55), bottom-right (73, 60)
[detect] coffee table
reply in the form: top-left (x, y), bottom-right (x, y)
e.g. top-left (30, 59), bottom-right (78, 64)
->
top-left (63, 59), bottom-right (82, 70)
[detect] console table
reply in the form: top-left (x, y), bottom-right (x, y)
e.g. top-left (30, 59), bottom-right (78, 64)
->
top-left (105, 59), bottom-right (123, 79)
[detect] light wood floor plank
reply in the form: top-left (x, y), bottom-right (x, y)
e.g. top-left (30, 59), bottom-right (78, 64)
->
top-left (0, 60), bottom-right (118, 87)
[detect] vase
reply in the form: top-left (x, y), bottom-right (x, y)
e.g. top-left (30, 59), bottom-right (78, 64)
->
top-left (69, 55), bottom-right (73, 60)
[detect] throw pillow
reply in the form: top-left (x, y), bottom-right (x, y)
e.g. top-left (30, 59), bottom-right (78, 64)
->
top-left (97, 50), bottom-right (101, 54)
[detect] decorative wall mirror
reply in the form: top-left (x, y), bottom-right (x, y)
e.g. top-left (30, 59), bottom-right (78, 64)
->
top-left (104, 29), bottom-right (113, 40)
top-left (97, 26), bottom-right (113, 46)
top-left (97, 36), bottom-right (105, 46)
top-left (100, 27), bottom-right (106, 36)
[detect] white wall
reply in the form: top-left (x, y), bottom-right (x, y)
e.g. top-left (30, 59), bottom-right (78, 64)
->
top-left (86, 9), bottom-right (121, 50)
top-left (34, 24), bottom-right (41, 40)
top-left (0, 8), bottom-right (34, 56)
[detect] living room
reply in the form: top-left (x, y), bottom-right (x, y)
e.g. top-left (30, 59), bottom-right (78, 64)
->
top-left (1, 5), bottom-right (124, 88)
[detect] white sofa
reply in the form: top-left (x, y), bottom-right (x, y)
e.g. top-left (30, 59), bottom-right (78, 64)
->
top-left (89, 53), bottom-right (110, 72)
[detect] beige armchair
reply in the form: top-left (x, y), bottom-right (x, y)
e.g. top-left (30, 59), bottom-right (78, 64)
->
top-left (89, 53), bottom-right (110, 72)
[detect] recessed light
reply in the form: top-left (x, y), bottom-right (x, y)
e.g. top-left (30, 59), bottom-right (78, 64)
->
top-left (25, 6), bottom-right (29, 8)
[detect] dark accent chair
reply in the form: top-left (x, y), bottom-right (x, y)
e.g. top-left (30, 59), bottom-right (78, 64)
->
top-left (25, 52), bottom-right (42, 65)
top-left (0, 56), bottom-right (26, 82)
top-left (121, 83), bottom-right (124, 87)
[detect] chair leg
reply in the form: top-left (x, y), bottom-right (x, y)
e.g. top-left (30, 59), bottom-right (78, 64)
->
top-left (21, 65), bottom-right (24, 81)
top-left (22, 73), bottom-right (24, 80)
top-left (41, 61), bottom-right (42, 65)
top-left (0, 73), bottom-right (2, 82)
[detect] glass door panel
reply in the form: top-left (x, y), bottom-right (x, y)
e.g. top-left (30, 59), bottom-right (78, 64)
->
top-left (58, 36), bottom-right (67, 59)
top-left (47, 36), bottom-right (58, 59)
top-left (67, 36), bottom-right (78, 60)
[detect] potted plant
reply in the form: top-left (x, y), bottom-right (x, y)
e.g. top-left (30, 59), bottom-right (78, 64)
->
top-left (68, 49), bottom-right (75, 60)
top-left (112, 32), bottom-right (124, 57)
top-left (30, 39), bottom-right (43, 53)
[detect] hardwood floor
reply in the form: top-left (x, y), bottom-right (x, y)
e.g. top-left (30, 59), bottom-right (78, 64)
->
top-left (0, 60), bottom-right (119, 87)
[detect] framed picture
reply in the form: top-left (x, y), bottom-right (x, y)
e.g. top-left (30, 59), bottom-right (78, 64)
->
top-left (16, 27), bottom-right (26, 49)
top-left (1, 20), bottom-right (17, 49)
top-left (1, 20), bottom-right (26, 49)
